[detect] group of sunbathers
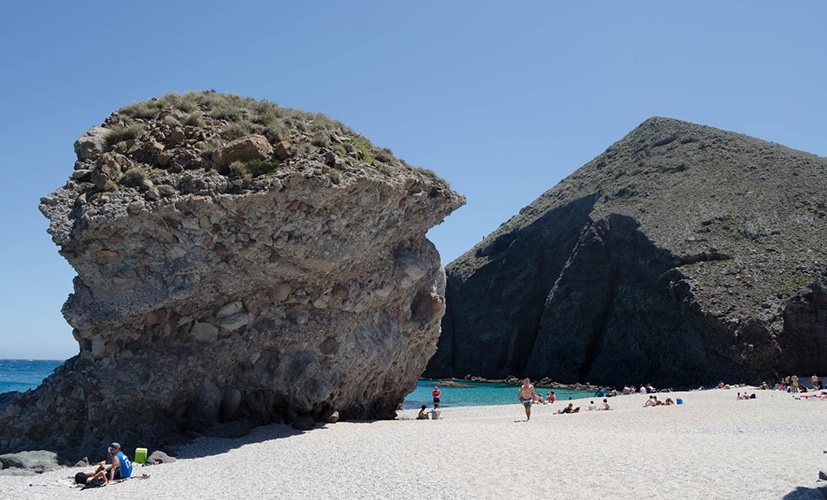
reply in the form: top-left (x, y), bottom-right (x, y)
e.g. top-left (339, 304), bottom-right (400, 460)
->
top-left (643, 395), bottom-right (675, 407)
top-left (417, 404), bottom-right (442, 420)
top-left (622, 384), bottom-right (673, 395)
top-left (74, 442), bottom-right (133, 488)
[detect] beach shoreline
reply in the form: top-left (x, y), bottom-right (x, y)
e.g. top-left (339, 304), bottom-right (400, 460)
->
top-left (1, 387), bottom-right (825, 499)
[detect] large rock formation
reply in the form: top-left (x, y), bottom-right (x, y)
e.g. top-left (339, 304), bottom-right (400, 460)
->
top-left (427, 117), bottom-right (826, 387)
top-left (0, 92), bottom-right (463, 460)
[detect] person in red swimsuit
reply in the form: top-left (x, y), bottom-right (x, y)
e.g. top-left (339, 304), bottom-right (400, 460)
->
top-left (432, 386), bottom-right (441, 408)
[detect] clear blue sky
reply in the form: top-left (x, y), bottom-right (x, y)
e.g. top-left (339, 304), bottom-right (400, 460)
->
top-left (1, 1), bottom-right (825, 360)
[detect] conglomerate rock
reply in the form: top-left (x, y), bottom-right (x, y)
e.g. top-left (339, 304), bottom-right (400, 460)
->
top-left (0, 92), bottom-right (464, 461)
top-left (426, 117), bottom-right (826, 387)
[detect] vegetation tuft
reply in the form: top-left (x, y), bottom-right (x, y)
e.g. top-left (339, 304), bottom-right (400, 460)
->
top-left (243, 159), bottom-right (280, 177)
top-left (105, 124), bottom-right (146, 148)
top-left (119, 168), bottom-right (146, 187)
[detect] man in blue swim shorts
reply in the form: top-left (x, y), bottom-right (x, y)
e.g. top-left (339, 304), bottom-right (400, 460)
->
top-left (518, 378), bottom-right (535, 422)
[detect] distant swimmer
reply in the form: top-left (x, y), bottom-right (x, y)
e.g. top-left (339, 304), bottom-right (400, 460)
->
top-left (518, 378), bottom-right (536, 421)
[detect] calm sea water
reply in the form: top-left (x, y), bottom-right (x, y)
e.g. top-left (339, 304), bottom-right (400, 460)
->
top-left (404, 379), bottom-right (592, 408)
top-left (0, 360), bottom-right (593, 408)
top-left (0, 359), bottom-right (64, 394)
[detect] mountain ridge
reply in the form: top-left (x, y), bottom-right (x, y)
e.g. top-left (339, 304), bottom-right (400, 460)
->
top-left (427, 117), bottom-right (827, 386)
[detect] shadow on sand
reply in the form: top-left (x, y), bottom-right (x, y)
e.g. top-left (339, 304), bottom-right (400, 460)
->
top-left (175, 419), bottom-right (378, 460)
top-left (782, 485), bottom-right (827, 500)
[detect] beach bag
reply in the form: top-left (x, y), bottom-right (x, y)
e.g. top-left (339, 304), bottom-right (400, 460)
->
top-left (676, 398), bottom-right (683, 405)
top-left (81, 478), bottom-right (104, 490)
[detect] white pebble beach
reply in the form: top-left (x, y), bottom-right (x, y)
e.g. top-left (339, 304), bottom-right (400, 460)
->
top-left (1, 388), bottom-right (825, 499)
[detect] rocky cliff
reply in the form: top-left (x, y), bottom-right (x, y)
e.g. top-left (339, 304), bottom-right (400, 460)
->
top-left (427, 117), bottom-right (826, 387)
top-left (0, 92), bottom-right (464, 460)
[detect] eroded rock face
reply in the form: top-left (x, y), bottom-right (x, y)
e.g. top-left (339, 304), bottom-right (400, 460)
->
top-left (0, 92), bottom-right (464, 460)
top-left (427, 117), bottom-right (827, 387)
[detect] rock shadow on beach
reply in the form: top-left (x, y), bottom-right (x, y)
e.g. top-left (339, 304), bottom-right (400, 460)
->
top-left (782, 485), bottom-right (827, 500)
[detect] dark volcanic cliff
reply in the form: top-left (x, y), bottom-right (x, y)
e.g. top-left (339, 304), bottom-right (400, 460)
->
top-left (427, 117), bottom-right (826, 387)
top-left (0, 92), bottom-right (464, 460)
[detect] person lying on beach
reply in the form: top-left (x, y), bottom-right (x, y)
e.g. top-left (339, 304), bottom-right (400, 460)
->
top-left (417, 405), bottom-right (428, 420)
top-left (74, 462), bottom-right (108, 487)
top-left (644, 396), bottom-right (657, 407)
top-left (556, 403), bottom-right (580, 414)
top-left (663, 398), bottom-right (675, 405)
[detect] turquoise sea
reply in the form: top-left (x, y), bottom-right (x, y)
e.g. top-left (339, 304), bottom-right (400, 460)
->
top-left (0, 360), bottom-right (593, 407)
top-left (0, 359), bottom-right (64, 394)
top-left (404, 379), bottom-right (592, 408)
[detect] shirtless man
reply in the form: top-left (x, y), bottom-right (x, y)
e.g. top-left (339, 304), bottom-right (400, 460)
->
top-left (518, 378), bottom-right (536, 421)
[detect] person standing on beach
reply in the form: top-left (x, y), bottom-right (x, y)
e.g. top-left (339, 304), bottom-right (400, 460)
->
top-left (518, 378), bottom-right (536, 421)
top-left (432, 385), bottom-right (441, 408)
